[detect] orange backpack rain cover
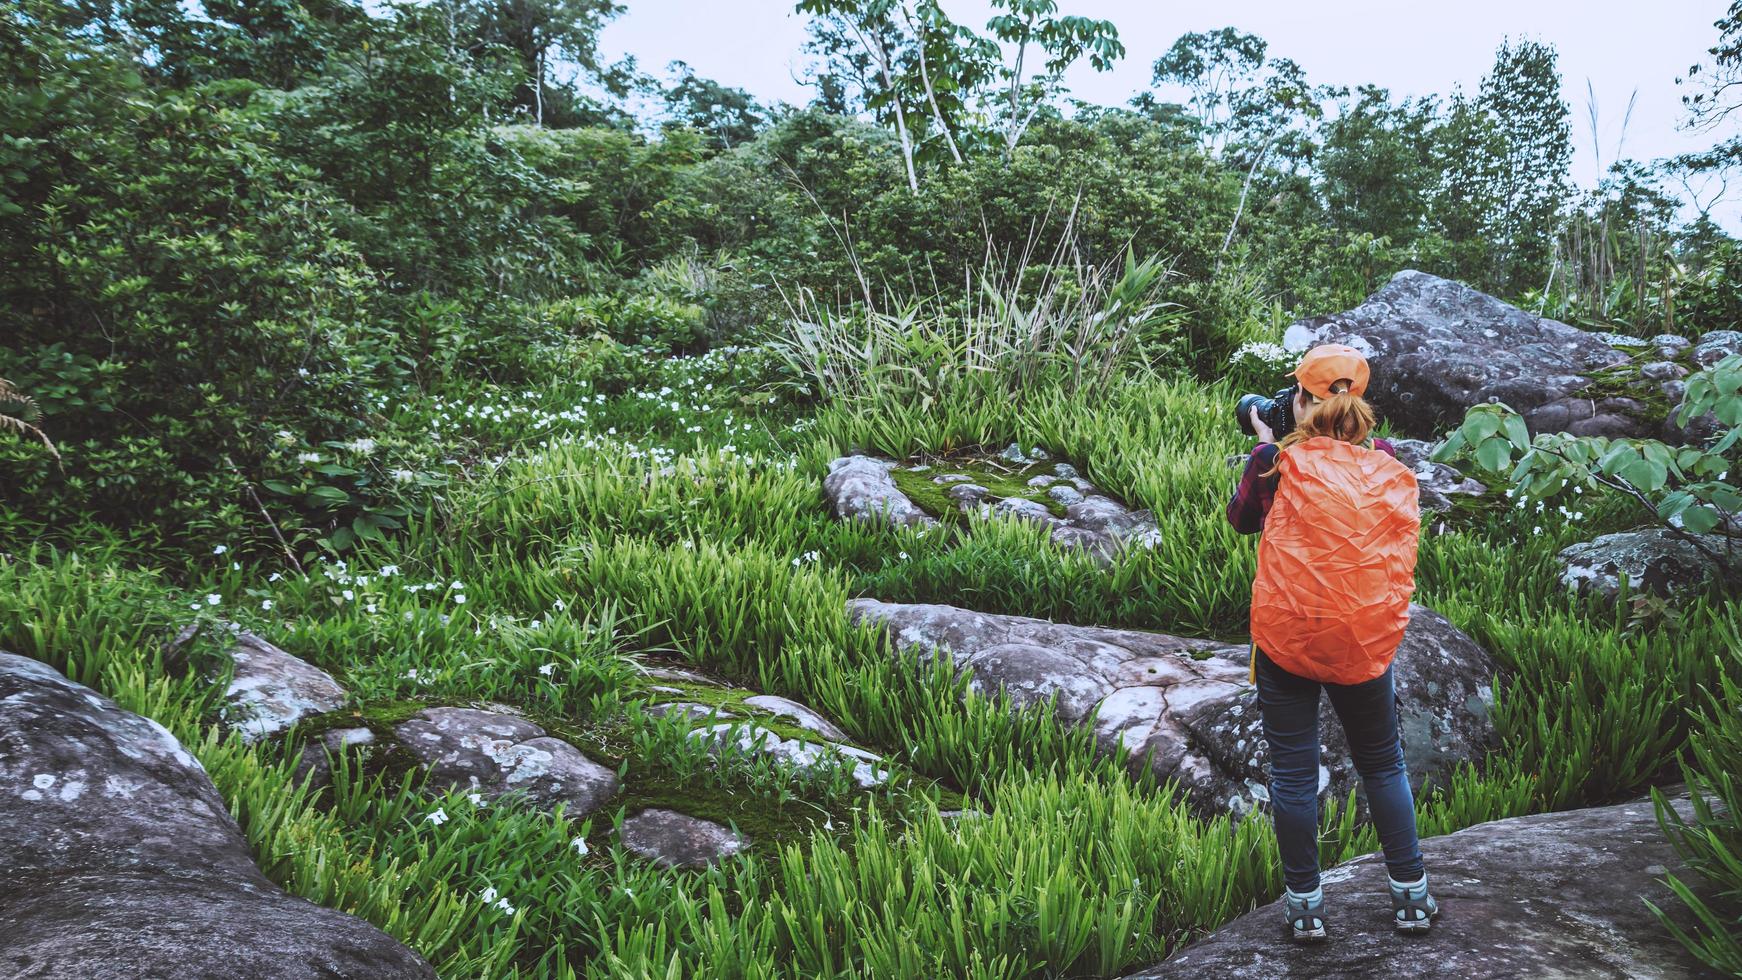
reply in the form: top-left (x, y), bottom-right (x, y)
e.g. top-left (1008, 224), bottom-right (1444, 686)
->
top-left (1250, 437), bottom-right (1421, 685)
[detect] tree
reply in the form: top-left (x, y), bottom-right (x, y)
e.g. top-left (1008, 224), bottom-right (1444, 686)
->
top-left (1150, 27), bottom-right (1268, 155)
top-left (456, 0), bottom-right (633, 126)
top-left (1319, 86), bottom-right (1437, 244)
top-left (982, 0), bottom-right (1122, 158)
top-left (662, 61), bottom-right (767, 151)
top-left (796, 0), bottom-right (1122, 186)
top-left (1477, 38), bottom-right (1573, 291)
top-left (1680, 1), bottom-right (1742, 168)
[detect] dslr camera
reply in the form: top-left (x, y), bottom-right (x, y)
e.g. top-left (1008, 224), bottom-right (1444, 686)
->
top-left (1236, 385), bottom-right (1299, 439)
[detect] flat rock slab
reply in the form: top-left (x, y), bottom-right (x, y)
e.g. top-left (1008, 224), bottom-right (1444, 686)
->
top-left (0, 652), bottom-right (432, 979)
top-left (742, 694), bottom-right (849, 740)
top-left (395, 707), bottom-right (619, 817)
top-left (215, 628), bottom-right (347, 743)
top-left (617, 808), bottom-right (749, 869)
top-left (1284, 270), bottom-right (1635, 438)
top-left (824, 454), bottom-right (1161, 563)
top-left (688, 722), bottom-right (890, 788)
top-left (1128, 796), bottom-right (1724, 979)
top-left (848, 600), bottom-right (1495, 816)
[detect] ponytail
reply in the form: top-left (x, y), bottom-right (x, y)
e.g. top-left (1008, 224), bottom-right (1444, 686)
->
top-left (1260, 381), bottom-right (1376, 477)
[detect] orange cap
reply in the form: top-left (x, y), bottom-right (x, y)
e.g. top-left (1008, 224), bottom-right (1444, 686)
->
top-left (1293, 344), bottom-right (1370, 399)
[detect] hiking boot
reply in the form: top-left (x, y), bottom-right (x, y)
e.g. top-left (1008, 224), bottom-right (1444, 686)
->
top-left (1389, 874), bottom-right (1438, 933)
top-left (1283, 886), bottom-right (1327, 943)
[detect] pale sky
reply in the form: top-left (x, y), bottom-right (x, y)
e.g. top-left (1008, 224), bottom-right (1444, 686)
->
top-left (598, 0), bottom-right (1739, 227)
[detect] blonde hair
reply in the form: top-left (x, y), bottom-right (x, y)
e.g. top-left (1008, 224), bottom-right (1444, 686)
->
top-left (1261, 381), bottom-right (1376, 477)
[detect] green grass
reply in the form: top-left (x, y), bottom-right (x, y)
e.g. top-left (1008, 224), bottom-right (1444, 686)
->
top-left (1, 333), bottom-right (1737, 978)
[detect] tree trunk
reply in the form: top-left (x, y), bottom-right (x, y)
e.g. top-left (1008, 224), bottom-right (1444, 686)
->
top-left (1219, 132), bottom-right (1275, 268)
top-left (535, 49), bottom-right (545, 127)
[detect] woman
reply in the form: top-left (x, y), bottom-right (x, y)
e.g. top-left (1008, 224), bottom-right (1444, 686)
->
top-left (1225, 343), bottom-right (1439, 943)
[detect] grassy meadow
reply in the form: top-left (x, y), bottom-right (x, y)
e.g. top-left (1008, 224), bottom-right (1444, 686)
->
top-left (5, 309), bottom-right (1737, 977)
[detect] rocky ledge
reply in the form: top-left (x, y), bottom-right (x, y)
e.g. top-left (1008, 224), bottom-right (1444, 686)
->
top-left (847, 599), bottom-right (1495, 816)
top-left (0, 652), bottom-right (434, 980)
top-left (1127, 796), bottom-right (1723, 979)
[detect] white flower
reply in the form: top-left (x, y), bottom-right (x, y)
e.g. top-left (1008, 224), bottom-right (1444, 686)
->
top-left (391, 468), bottom-right (416, 482)
top-left (897, 551), bottom-right (909, 560)
top-left (341, 589), bottom-right (355, 601)
top-left (213, 545), bottom-right (228, 555)
top-left (296, 452), bottom-right (322, 464)
top-left (1533, 526), bottom-right (1542, 535)
top-left (275, 430), bottom-right (295, 444)
top-left (347, 437), bottom-right (377, 453)
top-left (552, 599), bottom-right (566, 611)
top-left (426, 807), bottom-right (448, 825)
top-left (450, 581), bottom-right (464, 589)
top-left (480, 886), bottom-right (498, 902)
top-left (297, 367), bottom-right (310, 377)
top-left (269, 572), bottom-right (283, 582)
top-left (571, 837), bottom-right (589, 856)
top-left (468, 792), bottom-right (485, 806)
top-left (261, 599), bottom-right (274, 611)
top-left (538, 663), bottom-right (555, 676)
top-left (231, 562), bottom-right (240, 571)
top-left (529, 620), bottom-right (541, 629)
top-left (403, 668), bottom-right (419, 679)
top-left (205, 594), bottom-right (221, 606)
top-left (453, 594), bottom-right (466, 605)
top-left (493, 898), bottom-right (515, 914)
top-left (379, 565), bottom-right (400, 576)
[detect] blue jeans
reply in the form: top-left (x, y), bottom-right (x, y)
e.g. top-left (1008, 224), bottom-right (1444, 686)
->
top-left (1255, 647), bottom-right (1426, 892)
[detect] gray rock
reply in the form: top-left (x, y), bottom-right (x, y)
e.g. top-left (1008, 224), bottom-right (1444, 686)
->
top-left (1054, 463), bottom-right (1081, 480)
top-left (687, 722), bottom-right (889, 788)
top-left (217, 629), bottom-right (347, 743)
top-left (826, 454), bottom-right (1161, 564)
top-left (641, 665), bottom-right (716, 685)
top-left (617, 808), bottom-right (748, 869)
top-left (992, 496), bottom-right (1055, 523)
top-left (1691, 328), bottom-right (1742, 367)
top-left (848, 599), bottom-right (1495, 816)
top-left (294, 726), bottom-right (375, 789)
top-left (1557, 527), bottom-right (1729, 600)
top-left (395, 707), bottom-right (619, 817)
top-left (1640, 360), bottom-right (1688, 381)
top-left (1026, 473), bottom-right (1060, 488)
top-left (742, 694), bottom-right (849, 740)
top-left (1283, 271), bottom-right (1632, 437)
top-left (822, 454), bottom-right (938, 529)
top-left (1378, 439), bottom-right (1485, 513)
top-left (1128, 796), bottom-right (1723, 980)
top-left (0, 652), bottom-right (433, 979)
top-left (1651, 333), bottom-right (1691, 352)
top-left (947, 483), bottom-right (991, 507)
top-left (646, 701), bottom-right (735, 723)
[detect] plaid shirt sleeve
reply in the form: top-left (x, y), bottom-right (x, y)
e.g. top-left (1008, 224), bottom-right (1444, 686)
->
top-left (1226, 443), bottom-right (1281, 535)
top-left (1227, 438), bottom-right (1398, 535)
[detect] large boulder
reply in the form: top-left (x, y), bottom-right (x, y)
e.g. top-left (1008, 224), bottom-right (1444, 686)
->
top-left (0, 652), bottom-right (434, 979)
top-left (1556, 527), bottom-right (1729, 601)
top-left (846, 600), bottom-right (1495, 816)
top-left (1283, 271), bottom-right (1632, 437)
top-left (1127, 796), bottom-right (1724, 979)
top-left (395, 707), bottom-right (620, 817)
